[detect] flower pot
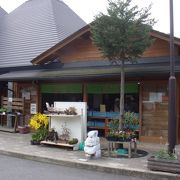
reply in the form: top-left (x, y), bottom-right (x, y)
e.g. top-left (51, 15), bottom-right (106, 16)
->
top-left (18, 126), bottom-right (30, 134)
top-left (106, 136), bottom-right (118, 141)
top-left (117, 137), bottom-right (125, 142)
top-left (30, 140), bottom-right (41, 145)
top-left (147, 156), bottom-right (180, 174)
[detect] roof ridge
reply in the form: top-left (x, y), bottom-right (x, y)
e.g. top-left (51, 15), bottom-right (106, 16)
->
top-left (0, 0), bottom-right (86, 68)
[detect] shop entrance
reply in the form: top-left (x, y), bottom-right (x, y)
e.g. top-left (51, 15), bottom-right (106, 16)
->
top-left (40, 83), bottom-right (83, 112)
top-left (40, 82), bottom-right (139, 137)
top-left (87, 83), bottom-right (139, 113)
top-left (86, 82), bottom-right (139, 137)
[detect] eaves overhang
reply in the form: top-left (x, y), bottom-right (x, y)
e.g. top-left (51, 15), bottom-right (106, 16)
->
top-left (0, 62), bottom-right (179, 81)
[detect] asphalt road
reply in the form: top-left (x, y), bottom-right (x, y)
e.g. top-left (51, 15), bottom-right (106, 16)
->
top-left (0, 154), bottom-right (144, 180)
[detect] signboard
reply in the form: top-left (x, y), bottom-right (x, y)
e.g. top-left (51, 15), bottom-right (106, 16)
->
top-left (30, 103), bottom-right (37, 114)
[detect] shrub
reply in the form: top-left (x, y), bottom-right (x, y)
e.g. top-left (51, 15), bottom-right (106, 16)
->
top-left (29, 113), bottom-right (49, 142)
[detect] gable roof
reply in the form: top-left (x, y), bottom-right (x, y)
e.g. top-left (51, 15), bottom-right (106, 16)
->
top-left (31, 24), bottom-right (180, 65)
top-left (32, 24), bottom-right (91, 65)
top-left (150, 30), bottom-right (180, 45)
top-left (0, 0), bottom-right (86, 68)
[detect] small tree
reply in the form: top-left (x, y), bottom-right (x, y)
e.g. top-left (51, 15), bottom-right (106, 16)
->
top-left (91, 0), bottom-right (155, 129)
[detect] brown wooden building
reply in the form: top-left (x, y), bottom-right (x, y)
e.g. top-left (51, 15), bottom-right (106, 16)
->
top-left (0, 25), bottom-right (180, 143)
top-left (0, 0), bottom-right (180, 144)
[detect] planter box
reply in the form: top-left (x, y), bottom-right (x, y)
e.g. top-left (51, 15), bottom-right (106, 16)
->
top-left (148, 156), bottom-right (180, 174)
top-left (18, 126), bottom-right (30, 134)
top-left (106, 136), bottom-right (131, 142)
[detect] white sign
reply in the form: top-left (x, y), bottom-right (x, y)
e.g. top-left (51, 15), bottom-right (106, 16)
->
top-left (22, 91), bottom-right (30, 100)
top-left (30, 103), bottom-right (37, 114)
top-left (8, 97), bottom-right (13, 102)
top-left (149, 92), bottom-right (162, 102)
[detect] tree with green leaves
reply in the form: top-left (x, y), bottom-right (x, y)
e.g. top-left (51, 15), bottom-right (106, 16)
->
top-left (91, 0), bottom-right (155, 130)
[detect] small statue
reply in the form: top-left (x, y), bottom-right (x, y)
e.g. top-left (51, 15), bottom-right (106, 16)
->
top-left (84, 130), bottom-right (101, 160)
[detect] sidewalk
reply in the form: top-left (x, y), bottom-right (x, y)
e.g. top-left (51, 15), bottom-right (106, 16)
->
top-left (0, 132), bottom-right (179, 180)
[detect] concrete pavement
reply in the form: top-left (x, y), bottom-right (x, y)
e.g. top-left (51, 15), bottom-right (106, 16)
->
top-left (0, 132), bottom-right (179, 180)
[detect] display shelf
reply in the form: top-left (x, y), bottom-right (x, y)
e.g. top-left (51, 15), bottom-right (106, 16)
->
top-left (40, 141), bottom-right (79, 150)
top-left (87, 126), bottom-right (106, 130)
top-left (87, 116), bottom-right (110, 137)
top-left (47, 102), bottom-right (87, 143)
top-left (47, 114), bottom-right (80, 117)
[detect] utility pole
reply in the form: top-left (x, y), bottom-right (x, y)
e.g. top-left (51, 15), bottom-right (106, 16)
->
top-left (168, 0), bottom-right (176, 153)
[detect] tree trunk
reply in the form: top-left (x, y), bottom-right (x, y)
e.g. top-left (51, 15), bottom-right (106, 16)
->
top-left (119, 59), bottom-right (125, 130)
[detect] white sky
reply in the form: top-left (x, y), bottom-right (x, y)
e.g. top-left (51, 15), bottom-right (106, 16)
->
top-left (0, 0), bottom-right (179, 38)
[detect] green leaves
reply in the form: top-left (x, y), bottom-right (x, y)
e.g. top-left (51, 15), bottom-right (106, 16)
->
top-left (91, 0), bottom-right (155, 131)
top-left (32, 127), bottom-right (48, 142)
top-left (154, 149), bottom-right (177, 160)
top-left (123, 111), bottom-right (139, 130)
top-left (91, 0), bottom-right (155, 62)
top-left (108, 119), bottom-right (119, 133)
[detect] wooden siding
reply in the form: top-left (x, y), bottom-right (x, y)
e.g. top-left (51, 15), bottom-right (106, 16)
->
top-left (140, 81), bottom-right (168, 143)
top-left (142, 38), bottom-right (179, 57)
top-left (57, 36), bottom-right (179, 63)
top-left (176, 77), bottom-right (180, 143)
top-left (58, 36), bottom-right (104, 63)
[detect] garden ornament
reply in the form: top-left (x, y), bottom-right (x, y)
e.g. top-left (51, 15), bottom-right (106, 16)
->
top-left (84, 130), bottom-right (101, 160)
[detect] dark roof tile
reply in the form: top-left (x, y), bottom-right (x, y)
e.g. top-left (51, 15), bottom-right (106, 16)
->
top-left (0, 0), bottom-right (86, 68)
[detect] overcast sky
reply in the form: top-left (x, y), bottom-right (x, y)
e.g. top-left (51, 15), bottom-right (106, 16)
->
top-left (0, 0), bottom-right (180, 37)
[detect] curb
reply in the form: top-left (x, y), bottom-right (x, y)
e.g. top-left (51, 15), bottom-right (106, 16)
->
top-left (0, 150), bottom-right (180, 180)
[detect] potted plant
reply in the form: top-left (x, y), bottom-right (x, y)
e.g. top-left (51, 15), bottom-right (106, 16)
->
top-left (106, 130), bottom-right (137, 142)
top-left (123, 111), bottom-right (139, 131)
top-left (107, 117), bottom-right (138, 142)
top-left (106, 131), bottom-right (118, 141)
top-left (31, 133), bottom-right (41, 145)
top-left (147, 148), bottom-right (180, 174)
top-left (68, 138), bottom-right (78, 145)
top-left (106, 119), bottom-right (119, 141)
top-left (29, 113), bottom-right (49, 145)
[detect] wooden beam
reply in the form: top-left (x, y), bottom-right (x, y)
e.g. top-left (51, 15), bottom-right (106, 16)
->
top-left (150, 30), bottom-right (180, 45)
